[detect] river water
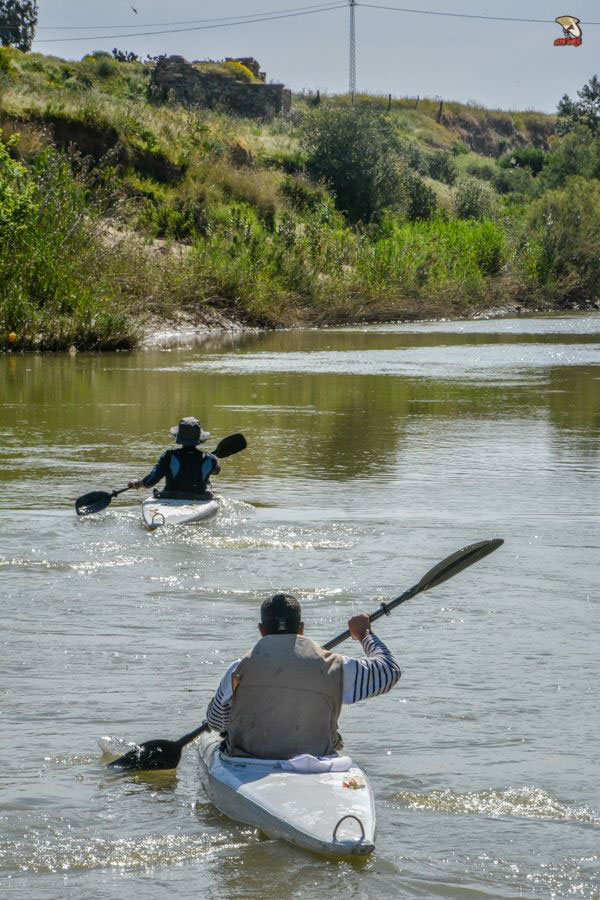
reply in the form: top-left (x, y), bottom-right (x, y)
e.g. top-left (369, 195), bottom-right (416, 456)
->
top-left (1, 315), bottom-right (599, 899)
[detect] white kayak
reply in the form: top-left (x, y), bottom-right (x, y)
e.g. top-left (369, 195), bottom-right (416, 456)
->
top-left (197, 730), bottom-right (376, 857)
top-left (141, 495), bottom-right (219, 529)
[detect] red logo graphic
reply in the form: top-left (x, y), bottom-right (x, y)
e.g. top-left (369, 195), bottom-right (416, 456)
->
top-left (554, 15), bottom-right (582, 46)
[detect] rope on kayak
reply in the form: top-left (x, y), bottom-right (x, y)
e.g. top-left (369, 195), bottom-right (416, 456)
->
top-left (332, 814), bottom-right (366, 843)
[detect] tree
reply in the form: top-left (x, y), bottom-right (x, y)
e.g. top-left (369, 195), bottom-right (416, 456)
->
top-left (557, 75), bottom-right (600, 135)
top-left (112, 48), bottom-right (140, 63)
top-left (0, 0), bottom-right (38, 51)
top-left (300, 107), bottom-right (407, 223)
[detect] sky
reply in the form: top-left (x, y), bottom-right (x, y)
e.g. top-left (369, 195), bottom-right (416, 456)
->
top-left (32, 1), bottom-right (600, 112)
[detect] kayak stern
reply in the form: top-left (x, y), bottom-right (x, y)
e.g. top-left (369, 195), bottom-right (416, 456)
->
top-left (197, 732), bottom-right (376, 858)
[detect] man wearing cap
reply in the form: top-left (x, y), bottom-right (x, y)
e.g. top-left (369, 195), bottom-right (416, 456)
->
top-left (128, 417), bottom-right (221, 499)
top-left (205, 593), bottom-right (401, 759)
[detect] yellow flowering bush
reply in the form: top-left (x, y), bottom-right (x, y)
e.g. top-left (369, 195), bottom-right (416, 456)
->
top-left (224, 60), bottom-right (254, 83)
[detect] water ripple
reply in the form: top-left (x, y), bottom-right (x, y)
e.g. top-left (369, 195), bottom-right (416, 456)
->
top-left (389, 786), bottom-right (600, 827)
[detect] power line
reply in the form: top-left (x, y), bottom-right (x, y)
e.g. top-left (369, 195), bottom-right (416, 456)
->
top-left (33, 4), bottom-right (347, 43)
top-left (34, 2), bottom-right (341, 30)
top-left (29, 2), bottom-right (600, 37)
top-left (360, 4), bottom-right (600, 26)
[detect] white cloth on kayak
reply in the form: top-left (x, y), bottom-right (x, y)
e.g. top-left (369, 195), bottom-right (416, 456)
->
top-left (281, 754), bottom-right (354, 773)
top-left (206, 632), bottom-right (401, 734)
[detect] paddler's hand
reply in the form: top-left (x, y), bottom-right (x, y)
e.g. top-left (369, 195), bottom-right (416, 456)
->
top-left (348, 613), bottom-right (371, 642)
top-left (128, 479), bottom-right (143, 490)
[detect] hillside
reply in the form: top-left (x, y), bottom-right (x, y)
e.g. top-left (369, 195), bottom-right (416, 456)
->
top-left (0, 48), bottom-right (596, 351)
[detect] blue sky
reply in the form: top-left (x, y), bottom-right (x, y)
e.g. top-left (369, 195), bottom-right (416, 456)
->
top-left (34, 1), bottom-right (599, 111)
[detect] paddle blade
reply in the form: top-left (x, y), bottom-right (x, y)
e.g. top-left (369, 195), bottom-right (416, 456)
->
top-left (416, 538), bottom-right (504, 594)
top-left (213, 433), bottom-right (247, 459)
top-left (75, 490), bottom-right (113, 516)
top-left (107, 739), bottom-right (183, 772)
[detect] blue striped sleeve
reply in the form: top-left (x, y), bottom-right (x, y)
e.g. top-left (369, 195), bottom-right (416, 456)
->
top-left (342, 633), bottom-right (401, 704)
top-left (205, 659), bottom-right (240, 731)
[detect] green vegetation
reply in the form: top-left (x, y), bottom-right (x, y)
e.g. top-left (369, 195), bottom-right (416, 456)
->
top-left (0, 0), bottom-right (37, 52)
top-left (0, 50), bottom-right (598, 350)
top-left (557, 74), bottom-right (600, 135)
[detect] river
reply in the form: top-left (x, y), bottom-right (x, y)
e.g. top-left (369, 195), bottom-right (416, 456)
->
top-left (1, 315), bottom-right (599, 899)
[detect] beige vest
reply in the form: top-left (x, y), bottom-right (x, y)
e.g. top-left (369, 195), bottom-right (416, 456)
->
top-left (226, 634), bottom-right (344, 759)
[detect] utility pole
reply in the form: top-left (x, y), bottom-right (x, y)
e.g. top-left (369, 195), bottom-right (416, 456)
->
top-left (349, 0), bottom-right (356, 103)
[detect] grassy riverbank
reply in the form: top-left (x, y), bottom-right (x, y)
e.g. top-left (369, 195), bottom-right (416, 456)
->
top-left (0, 47), bottom-right (598, 350)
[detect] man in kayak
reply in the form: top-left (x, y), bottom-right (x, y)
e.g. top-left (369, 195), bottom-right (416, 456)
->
top-left (205, 593), bottom-right (401, 759)
top-left (128, 417), bottom-right (221, 499)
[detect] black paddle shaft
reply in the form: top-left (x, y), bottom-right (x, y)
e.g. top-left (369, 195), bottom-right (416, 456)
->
top-left (323, 539), bottom-right (504, 651)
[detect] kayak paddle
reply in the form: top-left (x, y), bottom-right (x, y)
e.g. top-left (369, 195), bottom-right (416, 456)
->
top-left (75, 432), bottom-right (247, 516)
top-left (323, 538), bottom-right (504, 650)
top-left (107, 537), bottom-right (502, 772)
top-left (75, 486), bottom-right (130, 517)
top-left (107, 723), bottom-right (209, 772)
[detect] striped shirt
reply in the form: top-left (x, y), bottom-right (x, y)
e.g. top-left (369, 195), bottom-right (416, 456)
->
top-left (205, 632), bottom-right (401, 733)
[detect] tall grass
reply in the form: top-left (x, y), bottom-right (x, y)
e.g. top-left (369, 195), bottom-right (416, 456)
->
top-left (0, 141), bottom-right (138, 349)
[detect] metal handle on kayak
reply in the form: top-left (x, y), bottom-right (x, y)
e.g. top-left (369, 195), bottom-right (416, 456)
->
top-left (332, 814), bottom-right (366, 843)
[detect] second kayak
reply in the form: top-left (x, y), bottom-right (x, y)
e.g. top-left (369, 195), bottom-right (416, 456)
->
top-left (141, 495), bottom-right (219, 529)
top-left (197, 730), bottom-right (376, 857)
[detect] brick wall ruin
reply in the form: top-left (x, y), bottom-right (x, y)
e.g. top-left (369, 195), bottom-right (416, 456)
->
top-left (149, 56), bottom-right (291, 119)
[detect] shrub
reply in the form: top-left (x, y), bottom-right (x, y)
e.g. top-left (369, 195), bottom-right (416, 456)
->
top-left (453, 177), bottom-right (495, 219)
top-left (0, 143), bottom-right (135, 348)
top-left (540, 126), bottom-right (600, 188)
top-left (397, 139), bottom-right (428, 174)
top-left (0, 45), bottom-right (14, 76)
top-left (280, 174), bottom-right (332, 214)
top-left (112, 48), bottom-right (139, 63)
top-left (525, 175), bottom-right (600, 299)
top-left (96, 58), bottom-right (119, 78)
top-left (451, 141), bottom-right (469, 156)
top-left (491, 166), bottom-right (533, 195)
top-left (465, 161), bottom-right (495, 181)
top-left (83, 50), bottom-right (112, 61)
top-left (498, 145), bottom-right (546, 174)
top-left (300, 107), bottom-right (406, 222)
top-left (223, 60), bottom-right (254, 82)
top-left (263, 148), bottom-right (307, 174)
top-left (426, 151), bottom-right (457, 185)
top-left (404, 173), bottom-right (437, 220)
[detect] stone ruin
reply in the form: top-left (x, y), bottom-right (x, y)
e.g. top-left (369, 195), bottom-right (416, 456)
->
top-left (149, 56), bottom-right (291, 119)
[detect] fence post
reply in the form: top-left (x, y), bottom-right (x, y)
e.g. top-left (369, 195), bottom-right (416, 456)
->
top-left (415, 95), bottom-right (419, 109)
top-left (436, 99), bottom-right (443, 122)
top-left (388, 93), bottom-right (391, 111)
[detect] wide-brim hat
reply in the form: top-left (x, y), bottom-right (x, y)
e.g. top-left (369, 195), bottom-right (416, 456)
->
top-left (170, 416), bottom-right (210, 446)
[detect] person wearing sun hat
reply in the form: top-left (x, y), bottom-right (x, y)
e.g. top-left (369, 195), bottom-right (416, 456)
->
top-left (128, 417), bottom-right (221, 499)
